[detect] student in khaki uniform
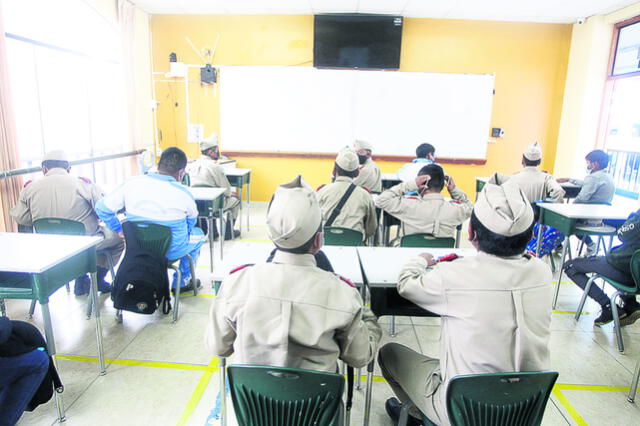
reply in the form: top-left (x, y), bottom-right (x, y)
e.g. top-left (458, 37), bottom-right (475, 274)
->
top-left (352, 140), bottom-right (382, 193)
top-left (489, 142), bottom-right (565, 203)
top-left (375, 163), bottom-right (472, 239)
top-left (205, 175), bottom-right (382, 373)
top-left (186, 133), bottom-right (241, 239)
top-left (10, 150), bottom-right (123, 295)
top-left (378, 182), bottom-right (552, 426)
top-left (317, 149), bottom-right (378, 240)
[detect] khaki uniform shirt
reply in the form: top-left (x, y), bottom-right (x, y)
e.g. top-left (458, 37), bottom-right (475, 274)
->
top-left (398, 252), bottom-right (552, 425)
top-left (205, 250), bottom-right (382, 371)
top-left (489, 167), bottom-right (564, 203)
top-left (187, 156), bottom-right (240, 215)
top-left (353, 159), bottom-right (382, 193)
top-left (317, 176), bottom-right (378, 238)
top-left (375, 180), bottom-right (473, 238)
top-left (10, 168), bottom-right (102, 234)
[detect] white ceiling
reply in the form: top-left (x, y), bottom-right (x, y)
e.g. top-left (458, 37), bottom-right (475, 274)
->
top-left (130, 0), bottom-right (639, 24)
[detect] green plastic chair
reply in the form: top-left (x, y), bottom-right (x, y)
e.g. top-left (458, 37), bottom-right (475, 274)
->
top-left (120, 221), bottom-right (197, 323)
top-left (401, 371), bottom-right (559, 426)
top-left (181, 172), bottom-right (191, 186)
top-left (400, 233), bottom-right (455, 248)
top-left (575, 249), bottom-right (640, 353)
top-left (324, 227), bottom-right (364, 246)
top-left (227, 364), bottom-right (345, 426)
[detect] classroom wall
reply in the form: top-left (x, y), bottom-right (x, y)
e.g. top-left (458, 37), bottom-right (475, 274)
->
top-left (150, 15), bottom-right (571, 201)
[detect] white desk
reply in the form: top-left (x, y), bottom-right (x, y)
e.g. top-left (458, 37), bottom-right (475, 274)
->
top-left (188, 187), bottom-right (226, 270)
top-left (476, 176), bottom-right (581, 202)
top-left (0, 233), bottom-right (105, 422)
top-left (381, 173), bottom-right (401, 190)
top-left (224, 168), bottom-right (252, 232)
top-left (218, 159), bottom-right (237, 169)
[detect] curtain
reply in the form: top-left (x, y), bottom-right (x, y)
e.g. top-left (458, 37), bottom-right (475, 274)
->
top-left (0, 5), bottom-right (22, 232)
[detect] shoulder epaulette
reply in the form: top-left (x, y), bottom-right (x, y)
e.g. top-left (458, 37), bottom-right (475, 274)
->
top-left (230, 264), bottom-right (254, 274)
top-left (23, 180), bottom-right (32, 188)
top-left (451, 200), bottom-right (462, 204)
top-left (407, 196), bottom-right (418, 200)
top-left (316, 184), bottom-right (326, 191)
top-left (78, 176), bottom-right (93, 184)
top-left (363, 187), bottom-right (371, 194)
top-left (338, 275), bottom-right (356, 288)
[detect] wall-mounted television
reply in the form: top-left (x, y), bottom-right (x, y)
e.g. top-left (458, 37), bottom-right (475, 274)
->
top-left (313, 14), bottom-right (403, 70)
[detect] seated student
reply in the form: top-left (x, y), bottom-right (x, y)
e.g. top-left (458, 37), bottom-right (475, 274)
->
top-left (375, 164), bottom-right (472, 239)
top-left (489, 142), bottom-right (565, 203)
top-left (96, 147), bottom-right (205, 292)
top-left (564, 209), bottom-right (640, 326)
top-left (317, 148), bottom-right (378, 241)
top-left (397, 143), bottom-right (436, 182)
top-left (10, 150), bottom-right (124, 295)
top-left (378, 182), bottom-right (552, 426)
top-left (558, 149), bottom-right (616, 255)
top-left (205, 175), bottom-right (381, 372)
top-left (352, 139), bottom-right (382, 193)
top-left (186, 133), bottom-right (241, 239)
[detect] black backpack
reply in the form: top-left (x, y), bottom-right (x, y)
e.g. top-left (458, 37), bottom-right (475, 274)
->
top-left (112, 222), bottom-right (172, 315)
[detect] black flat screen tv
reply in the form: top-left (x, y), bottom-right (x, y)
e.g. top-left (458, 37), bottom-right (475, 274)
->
top-left (314, 14), bottom-right (403, 70)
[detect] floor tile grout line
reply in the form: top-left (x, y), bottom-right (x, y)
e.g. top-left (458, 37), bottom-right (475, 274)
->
top-left (549, 396), bottom-right (572, 425)
top-left (588, 333), bottom-right (637, 375)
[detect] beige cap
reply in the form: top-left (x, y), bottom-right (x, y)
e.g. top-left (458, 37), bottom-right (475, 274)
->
top-left (474, 182), bottom-right (533, 237)
top-left (354, 139), bottom-right (372, 151)
top-left (523, 141), bottom-right (542, 161)
top-left (267, 175), bottom-right (322, 249)
top-left (42, 150), bottom-right (69, 162)
top-left (199, 133), bottom-right (218, 151)
top-left (335, 147), bottom-right (359, 172)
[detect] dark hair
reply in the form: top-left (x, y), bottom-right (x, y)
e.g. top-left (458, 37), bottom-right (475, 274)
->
top-left (522, 156), bottom-right (541, 167)
top-left (158, 147), bottom-right (188, 175)
top-left (201, 148), bottom-right (212, 156)
top-left (276, 225), bottom-right (322, 254)
top-left (416, 143), bottom-right (435, 159)
top-left (335, 163), bottom-right (359, 178)
top-left (585, 150), bottom-right (609, 169)
top-left (42, 160), bottom-right (70, 170)
top-left (470, 212), bottom-right (534, 257)
top-left (418, 164), bottom-right (445, 191)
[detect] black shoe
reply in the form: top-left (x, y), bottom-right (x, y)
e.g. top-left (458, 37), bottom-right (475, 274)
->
top-left (620, 303), bottom-right (640, 327)
top-left (74, 275), bottom-right (90, 296)
top-left (225, 229), bottom-right (241, 240)
top-left (172, 279), bottom-right (202, 295)
top-left (97, 281), bottom-right (111, 294)
top-left (384, 398), bottom-right (422, 426)
top-left (594, 303), bottom-right (627, 326)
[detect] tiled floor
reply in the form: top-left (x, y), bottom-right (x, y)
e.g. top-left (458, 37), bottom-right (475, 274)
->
top-left (8, 201), bottom-right (640, 425)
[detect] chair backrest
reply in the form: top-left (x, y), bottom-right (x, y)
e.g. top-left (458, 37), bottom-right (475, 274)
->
top-left (400, 233), bottom-right (455, 248)
top-left (324, 227), bottom-right (363, 246)
top-left (227, 365), bottom-right (344, 426)
top-left (445, 371), bottom-right (559, 426)
top-left (122, 221), bottom-right (172, 256)
top-left (181, 172), bottom-right (190, 186)
top-left (628, 250), bottom-right (640, 293)
top-left (33, 218), bottom-right (86, 236)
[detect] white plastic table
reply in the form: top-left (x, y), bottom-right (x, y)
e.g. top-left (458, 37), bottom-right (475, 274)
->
top-left (188, 187), bottom-right (226, 269)
top-left (224, 168), bottom-right (252, 232)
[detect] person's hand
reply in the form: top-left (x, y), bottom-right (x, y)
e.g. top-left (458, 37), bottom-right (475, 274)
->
top-left (419, 253), bottom-right (436, 266)
top-left (446, 175), bottom-right (456, 192)
top-left (415, 175), bottom-right (430, 193)
top-left (556, 178), bottom-right (569, 183)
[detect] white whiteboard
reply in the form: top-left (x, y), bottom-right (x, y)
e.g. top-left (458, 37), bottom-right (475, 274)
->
top-left (220, 66), bottom-right (494, 159)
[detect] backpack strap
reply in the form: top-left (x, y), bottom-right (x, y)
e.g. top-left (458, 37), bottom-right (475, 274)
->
top-left (346, 366), bottom-right (354, 413)
top-left (325, 184), bottom-right (357, 227)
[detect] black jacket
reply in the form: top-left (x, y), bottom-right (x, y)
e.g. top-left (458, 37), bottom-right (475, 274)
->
top-left (607, 209), bottom-right (640, 274)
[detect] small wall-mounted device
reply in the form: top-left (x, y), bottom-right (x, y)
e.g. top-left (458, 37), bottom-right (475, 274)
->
top-left (200, 64), bottom-right (217, 85)
top-left (491, 128), bottom-right (505, 138)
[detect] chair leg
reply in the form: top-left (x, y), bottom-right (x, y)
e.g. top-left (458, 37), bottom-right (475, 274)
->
top-left (398, 399), bottom-right (414, 426)
top-left (107, 256), bottom-right (116, 282)
top-left (356, 367), bottom-right (362, 390)
top-left (629, 357), bottom-right (640, 403)
top-left (115, 309), bottom-right (123, 324)
top-left (187, 254), bottom-right (198, 296)
top-left (28, 299), bottom-right (37, 319)
top-left (170, 265), bottom-right (181, 323)
top-left (389, 316), bottom-right (396, 337)
top-left (220, 357), bottom-right (227, 426)
top-left (86, 289), bottom-right (94, 319)
top-left (363, 360), bottom-right (374, 426)
top-left (65, 282), bottom-right (70, 293)
top-left (575, 275), bottom-right (597, 321)
top-left (611, 291), bottom-right (625, 353)
top-left (549, 252), bottom-right (557, 273)
top-left (0, 299), bottom-right (6, 317)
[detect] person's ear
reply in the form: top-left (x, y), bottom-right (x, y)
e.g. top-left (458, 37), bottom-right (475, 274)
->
top-left (311, 231), bottom-right (324, 254)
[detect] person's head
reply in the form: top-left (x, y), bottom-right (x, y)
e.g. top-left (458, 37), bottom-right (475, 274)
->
top-left (157, 147), bottom-right (188, 181)
top-left (353, 140), bottom-right (373, 165)
top-left (416, 143), bottom-right (435, 161)
top-left (522, 141), bottom-right (542, 167)
top-left (199, 133), bottom-right (220, 160)
top-left (41, 150), bottom-right (70, 174)
top-left (585, 150), bottom-right (609, 173)
top-left (469, 182), bottom-right (534, 256)
top-left (267, 175), bottom-right (324, 255)
top-left (333, 148), bottom-right (360, 179)
top-left (417, 164), bottom-right (446, 194)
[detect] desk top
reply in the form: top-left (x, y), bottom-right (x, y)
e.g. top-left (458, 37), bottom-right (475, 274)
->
top-left (357, 247), bottom-right (477, 286)
top-left (188, 187), bottom-right (226, 201)
top-left (538, 203), bottom-right (631, 220)
top-left (223, 168), bottom-right (251, 177)
top-left (212, 242), bottom-right (363, 284)
top-left (0, 233), bottom-right (102, 274)
top-left (382, 173), bottom-right (400, 181)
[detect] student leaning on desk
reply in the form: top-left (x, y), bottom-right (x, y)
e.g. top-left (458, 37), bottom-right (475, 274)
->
top-left (378, 182), bottom-right (552, 426)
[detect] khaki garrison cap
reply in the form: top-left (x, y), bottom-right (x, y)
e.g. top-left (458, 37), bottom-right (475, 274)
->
top-left (523, 141), bottom-right (542, 161)
top-left (335, 147), bottom-right (359, 172)
top-left (474, 182), bottom-right (534, 237)
top-left (267, 175), bottom-right (322, 249)
top-left (199, 133), bottom-right (219, 151)
top-left (354, 140), bottom-right (373, 151)
top-left (42, 150), bottom-right (69, 162)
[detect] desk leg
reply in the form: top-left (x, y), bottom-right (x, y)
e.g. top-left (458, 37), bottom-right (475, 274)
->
top-left (237, 187), bottom-right (243, 235)
top-left (208, 217), bottom-right (215, 272)
top-left (219, 208), bottom-right (225, 260)
top-left (220, 357), bottom-right (227, 426)
top-left (90, 272), bottom-right (106, 375)
top-left (455, 227), bottom-right (461, 248)
top-left (247, 183), bottom-right (251, 231)
top-left (553, 237), bottom-right (569, 309)
top-left (40, 302), bottom-right (66, 422)
top-left (535, 223), bottom-right (543, 257)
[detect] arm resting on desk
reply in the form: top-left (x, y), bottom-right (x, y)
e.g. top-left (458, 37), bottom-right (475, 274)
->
top-left (397, 256), bottom-right (446, 314)
top-left (336, 293), bottom-right (382, 368)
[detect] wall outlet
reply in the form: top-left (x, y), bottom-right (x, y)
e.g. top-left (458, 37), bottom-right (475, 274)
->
top-left (188, 124), bottom-right (204, 143)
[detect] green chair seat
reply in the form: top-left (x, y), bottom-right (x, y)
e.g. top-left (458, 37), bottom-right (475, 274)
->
top-left (400, 233), bottom-right (455, 248)
top-left (324, 227), bottom-right (363, 246)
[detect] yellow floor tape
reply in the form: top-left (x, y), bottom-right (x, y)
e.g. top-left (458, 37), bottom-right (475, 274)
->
top-left (177, 358), bottom-right (219, 426)
top-left (56, 354), bottom-right (219, 373)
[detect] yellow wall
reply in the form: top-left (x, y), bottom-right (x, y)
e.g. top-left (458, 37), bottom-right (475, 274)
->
top-left (151, 15), bottom-right (571, 201)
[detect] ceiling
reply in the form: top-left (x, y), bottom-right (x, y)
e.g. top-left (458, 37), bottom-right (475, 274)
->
top-left (130, 0), bottom-right (639, 24)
